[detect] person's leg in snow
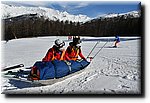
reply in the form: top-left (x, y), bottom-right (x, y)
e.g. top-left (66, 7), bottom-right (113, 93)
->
top-left (113, 41), bottom-right (119, 48)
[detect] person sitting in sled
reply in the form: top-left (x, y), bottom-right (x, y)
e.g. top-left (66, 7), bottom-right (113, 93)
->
top-left (42, 39), bottom-right (65, 62)
top-left (113, 35), bottom-right (120, 48)
top-left (65, 36), bottom-right (86, 61)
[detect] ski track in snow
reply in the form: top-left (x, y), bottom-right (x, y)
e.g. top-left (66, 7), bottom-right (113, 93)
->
top-left (1, 36), bottom-right (141, 94)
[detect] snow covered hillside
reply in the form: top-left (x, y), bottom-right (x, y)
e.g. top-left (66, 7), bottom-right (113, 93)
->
top-left (1, 4), bottom-right (91, 22)
top-left (1, 3), bottom-right (140, 23)
top-left (97, 11), bottom-right (140, 19)
top-left (1, 36), bottom-right (141, 94)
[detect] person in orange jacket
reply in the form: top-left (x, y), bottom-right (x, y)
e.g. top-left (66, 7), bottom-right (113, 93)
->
top-left (65, 36), bottom-right (86, 61)
top-left (42, 39), bottom-right (65, 62)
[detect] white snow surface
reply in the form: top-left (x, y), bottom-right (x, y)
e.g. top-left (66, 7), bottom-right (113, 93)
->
top-left (1, 36), bottom-right (141, 94)
top-left (1, 4), bottom-right (91, 23)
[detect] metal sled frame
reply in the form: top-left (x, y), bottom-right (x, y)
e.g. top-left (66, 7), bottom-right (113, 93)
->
top-left (3, 67), bottom-right (86, 88)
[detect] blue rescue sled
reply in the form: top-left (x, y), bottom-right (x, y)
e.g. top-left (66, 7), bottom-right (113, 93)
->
top-left (33, 59), bottom-right (90, 80)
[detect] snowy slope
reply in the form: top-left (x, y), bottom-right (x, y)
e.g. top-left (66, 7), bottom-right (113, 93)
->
top-left (1, 4), bottom-right (91, 23)
top-left (97, 11), bottom-right (140, 19)
top-left (1, 36), bottom-right (141, 94)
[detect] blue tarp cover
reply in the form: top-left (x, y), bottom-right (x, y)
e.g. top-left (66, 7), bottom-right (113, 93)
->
top-left (33, 59), bottom-right (90, 80)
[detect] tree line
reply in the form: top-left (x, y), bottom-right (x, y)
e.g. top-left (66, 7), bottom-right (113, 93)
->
top-left (3, 14), bottom-right (141, 40)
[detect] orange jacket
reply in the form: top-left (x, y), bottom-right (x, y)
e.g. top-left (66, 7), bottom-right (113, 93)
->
top-left (65, 45), bottom-right (85, 61)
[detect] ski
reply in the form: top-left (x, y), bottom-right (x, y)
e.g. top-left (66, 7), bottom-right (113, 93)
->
top-left (2, 64), bottom-right (24, 72)
top-left (4, 69), bottom-right (30, 76)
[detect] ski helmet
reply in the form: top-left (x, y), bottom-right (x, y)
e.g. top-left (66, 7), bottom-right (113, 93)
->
top-left (55, 39), bottom-right (65, 48)
top-left (73, 36), bottom-right (81, 44)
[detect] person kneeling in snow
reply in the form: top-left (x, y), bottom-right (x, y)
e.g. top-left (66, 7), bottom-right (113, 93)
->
top-left (65, 36), bottom-right (86, 61)
top-left (42, 39), bottom-right (66, 61)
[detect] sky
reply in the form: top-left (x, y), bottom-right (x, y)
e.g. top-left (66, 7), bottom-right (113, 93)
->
top-left (2, 1), bottom-right (141, 18)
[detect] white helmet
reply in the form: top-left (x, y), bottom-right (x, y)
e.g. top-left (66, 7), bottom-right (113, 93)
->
top-left (55, 39), bottom-right (65, 48)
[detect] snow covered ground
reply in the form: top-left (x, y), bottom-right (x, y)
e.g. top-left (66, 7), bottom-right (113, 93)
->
top-left (1, 36), bottom-right (141, 94)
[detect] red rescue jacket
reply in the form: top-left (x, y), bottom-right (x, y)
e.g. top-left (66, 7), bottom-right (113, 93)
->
top-left (42, 46), bottom-right (65, 62)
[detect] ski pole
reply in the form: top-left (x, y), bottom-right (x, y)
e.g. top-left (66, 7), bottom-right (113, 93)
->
top-left (86, 41), bottom-right (100, 59)
top-left (92, 40), bottom-right (108, 59)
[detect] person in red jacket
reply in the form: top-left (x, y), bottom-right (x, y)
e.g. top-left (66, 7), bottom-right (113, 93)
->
top-left (65, 36), bottom-right (86, 61)
top-left (42, 39), bottom-right (65, 62)
top-left (30, 39), bottom-right (65, 80)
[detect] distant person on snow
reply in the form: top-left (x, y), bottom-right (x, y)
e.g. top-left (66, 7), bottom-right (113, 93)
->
top-left (65, 36), bottom-right (86, 61)
top-left (42, 39), bottom-right (65, 61)
top-left (113, 35), bottom-right (120, 48)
